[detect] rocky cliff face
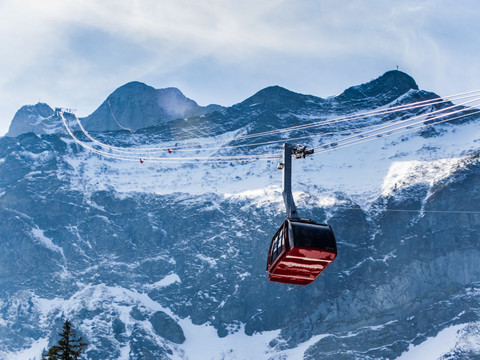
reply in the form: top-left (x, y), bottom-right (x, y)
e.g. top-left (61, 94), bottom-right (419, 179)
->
top-left (5, 103), bottom-right (56, 137)
top-left (80, 81), bottom-right (223, 132)
top-left (336, 70), bottom-right (419, 106)
top-left (0, 71), bottom-right (479, 359)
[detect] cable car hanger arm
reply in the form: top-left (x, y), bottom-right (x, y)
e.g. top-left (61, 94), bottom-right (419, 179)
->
top-left (279, 143), bottom-right (314, 218)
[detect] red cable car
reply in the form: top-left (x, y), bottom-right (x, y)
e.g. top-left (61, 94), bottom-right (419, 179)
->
top-left (266, 143), bottom-right (337, 285)
top-left (267, 218), bottom-right (337, 285)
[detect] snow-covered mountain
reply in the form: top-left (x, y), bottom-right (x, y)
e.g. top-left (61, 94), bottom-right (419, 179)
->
top-left (5, 103), bottom-right (56, 137)
top-left (80, 82), bottom-right (223, 132)
top-left (1, 70), bottom-right (480, 359)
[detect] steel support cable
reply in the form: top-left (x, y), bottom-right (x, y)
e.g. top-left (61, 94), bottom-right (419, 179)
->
top-left (60, 114), bottom-right (281, 164)
top-left (69, 113), bottom-right (278, 161)
top-left (313, 108), bottom-right (480, 156)
top-left (161, 90), bottom-right (480, 152)
top-left (332, 206), bottom-right (480, 214)
top-left (73, 93), bottom-right (480, 161)
top-left (314, 106), bottom-right (480, 155)
top-left (62, 107), bottom-right (480, 165)
top-left (62, 112), bottom-right (281, 162)
top-left (313, 96), bottom-right (480, 152)
top-left (225, 89), bottom-right (480, 143)
top-left (73, 91), bottom-right (480, 160)
top-left (73, 89), bottom-right (480, 154)
top-left (77, 111), bottom-right (406, 156)
top-left (168, 88), bottom-right (480, 149)
top-left (90, 105), bottom-right (478, 163)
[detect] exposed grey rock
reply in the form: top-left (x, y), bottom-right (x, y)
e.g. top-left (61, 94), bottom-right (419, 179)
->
top-left (149, 311), bottom-right (185, 344)
top-left (0, 71), bottom-right (479, 359)
top-left (80, 81), bottom-right (223, 132)
top-left (5, 103), bottom-right (56, 137)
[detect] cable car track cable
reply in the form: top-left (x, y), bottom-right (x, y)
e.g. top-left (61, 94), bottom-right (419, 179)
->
top-left (61, 112), bottom-right (282, 163)
top-left (332, 206), bottom-right (480, 215)
top-left (313, 108), bottom-right (480, 155)
top-left (63, 106), bottom-right (480, 165)
top-left (70, 89), bottom-right (480, 154)
top-left (61, 95), bottom-right (480, 163)
top-left (313, 97), bottom-right (480, 153)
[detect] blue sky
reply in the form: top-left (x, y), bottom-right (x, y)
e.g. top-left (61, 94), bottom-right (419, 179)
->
top-left (1, 0), bottom-right (480, 135)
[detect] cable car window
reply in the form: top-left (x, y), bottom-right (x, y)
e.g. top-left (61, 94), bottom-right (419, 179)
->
top-left (271, 228), bottom-right (284, 264)
top-left (291, 222), bottom-right (336, 250)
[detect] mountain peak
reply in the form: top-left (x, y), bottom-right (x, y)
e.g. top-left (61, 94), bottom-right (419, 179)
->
top-left (336, 70), bottom-right (419, 104)
top-left (118, 81), bottom-right (154, 90)
top-left (5, 102), bottom-right (56, 137)
top-left (4, 70), bottom-right (422, 137)
top-left (81, 83), bottom-right (222, 132)
top-left (240, 85), bottom-right (321, 108)
top-left (106, 81), bottom-right (156, 101)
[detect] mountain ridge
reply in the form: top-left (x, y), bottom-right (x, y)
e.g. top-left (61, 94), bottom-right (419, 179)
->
top-left (5, 70), bottom-right (423, 137)
top-left (0, 70), bottom-right (479, 359)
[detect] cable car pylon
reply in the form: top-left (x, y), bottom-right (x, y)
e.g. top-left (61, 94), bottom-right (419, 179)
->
top-left (266, 143), bottom-right (337, 285)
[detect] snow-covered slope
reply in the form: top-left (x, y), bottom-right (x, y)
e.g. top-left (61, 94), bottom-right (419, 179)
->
top-left (80, 82), bottom-right (223, 132)
top-left (5, 103), bottom-right (58, 137)
top-left (1, 70), bottom-right (480, 359)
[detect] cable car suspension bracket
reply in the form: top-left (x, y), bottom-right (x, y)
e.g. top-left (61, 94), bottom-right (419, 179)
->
top-left (278, 143), bottom-right (314, 219)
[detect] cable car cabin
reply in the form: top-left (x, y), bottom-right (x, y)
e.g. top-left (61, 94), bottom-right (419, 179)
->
top-left (267, 219), bottom-right (337, 285)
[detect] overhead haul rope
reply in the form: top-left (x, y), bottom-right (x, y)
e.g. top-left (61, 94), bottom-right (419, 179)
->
top-left (313, 97), bottom-right (480, 153)
top-left (69, 94), bottom-right (480, 161)
top-left (62, 89), bottom-right (480, 163)
top-left (333, 206), bottom-right (480, 215)
top-left (76, 104), bottom-right (478, 159)
top-left (61, 112), bottom-right (281, 163)
top-left (89, 95), bottom-right (480, 157)
top-left (63, 96), bottom-right (480, 217)
top-left (63, 100), bottom-right (480, 163)
top-left (62, 104), bottom-right (480, 164)
top-left (220, 89), bottom-right (480, 143)
top-left (314, 108), bottom-right (480, 155)
top-left (72, 88), bottom-right (480, 154)
top-left (153, 88), bottom-right (480, 150)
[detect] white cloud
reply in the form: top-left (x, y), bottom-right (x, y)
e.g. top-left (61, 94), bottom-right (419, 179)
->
top-left (1, 0), bottom-right (480, 135)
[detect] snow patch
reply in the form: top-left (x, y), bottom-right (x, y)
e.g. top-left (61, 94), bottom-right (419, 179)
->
top-left (144, 273), bottom-right (181, 290)
top-left (196, 254), bottom-right (217, 267)
top-left (31, 228), bottom-right (65, 258)
top-left (268, 333), bottom-right (331, 359)
top-left (381, 157), bottom-right (464, 197)
top-left (16, 284), bottom-right (334, 360)
top-left (224, 186), bottom-right (281, 202)
top-left (173, 319), bottom-right (328, 360)
top-left (59, 112), bottom-right (480, 212)
top-left (3, 337), bottom-right (49, 360)
top-left (174, 320), bottom-right (279, 359)
top-left (398, 323), bottom-right (467, 360)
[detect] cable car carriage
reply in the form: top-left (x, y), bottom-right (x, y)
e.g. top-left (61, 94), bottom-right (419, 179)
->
top-left (266, 143), bottom-right (337, 285)
top-left (267, 218), bottom-right (337, 285)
